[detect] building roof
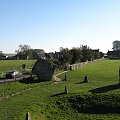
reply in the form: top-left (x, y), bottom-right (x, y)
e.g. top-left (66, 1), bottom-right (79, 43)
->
top-left (107, 50), bottom-right (120, 59)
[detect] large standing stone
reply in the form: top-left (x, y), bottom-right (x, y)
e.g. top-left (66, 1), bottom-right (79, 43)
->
top-left (32, 58), bottom-right (56, 81)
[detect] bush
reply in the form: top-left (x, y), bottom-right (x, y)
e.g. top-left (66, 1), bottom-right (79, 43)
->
top-left (70, 94), bottom-right (120, 114)
top-left (22, 69), bottom-right (32, 75)
top-left (22, 64), bottom-right (26, 70)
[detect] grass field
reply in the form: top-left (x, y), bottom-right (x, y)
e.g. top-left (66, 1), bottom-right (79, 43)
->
top-left (0, 60), bottom-right (36, 77)
top-left (1, 60), bottom-right (120, 119)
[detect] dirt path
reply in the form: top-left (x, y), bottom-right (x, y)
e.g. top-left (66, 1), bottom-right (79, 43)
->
top-left (51, 71), bottom-right (68, 85)
top-left (53, 71), bottom-right (68, 81)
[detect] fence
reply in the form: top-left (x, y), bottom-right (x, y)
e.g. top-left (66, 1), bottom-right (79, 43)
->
top-left (67, 59), bottom-right (104, 70)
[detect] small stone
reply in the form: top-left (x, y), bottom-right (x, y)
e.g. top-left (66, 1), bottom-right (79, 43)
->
top-left (84, 75), bottom-right (88, 83)
top-left (65, 85), bottom-right (68, 94)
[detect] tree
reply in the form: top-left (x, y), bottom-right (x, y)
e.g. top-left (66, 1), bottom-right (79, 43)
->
top-left (80, 45), bottom-right (93, 62)
top-left (113, 40), bottom-right (120, 51)
top-left (99, 52), bottom-right (104, 58)
top-left (58, 47), bottom-right (71, 65)
top-left (70, 47), bottom-right (82, 64)
top-left (22, 64), bottom-right (26, 70)
top-left (94, 52), bottom-right (100, 59)
top-left (15, 44), bottom-right (33, 59)
top-left (0, 51), bottom-right (4, 57)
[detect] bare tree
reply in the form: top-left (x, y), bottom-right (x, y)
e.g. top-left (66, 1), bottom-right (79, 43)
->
top-left (15, 44), bottom-right (32, 59)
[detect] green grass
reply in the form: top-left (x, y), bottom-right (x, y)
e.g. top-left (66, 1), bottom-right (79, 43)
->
top-left (0, 60), bottom-right (36, 72)
top-left (0, 60), bottom-right (36, 77)
top-left (1, 60), bottom-right (120, 119)
top-left (59, 60), bottom-right (120, 94)
top-left (0, 81), bottom-right (52, 98)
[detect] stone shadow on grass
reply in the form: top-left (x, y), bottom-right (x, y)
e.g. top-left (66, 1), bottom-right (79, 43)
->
top-left (75, 81), bottom-right (88, 84)
top-left (51, 92), bottom-right (66, 97)
top-left (19, 77), bottom-right (43, 84)
top-left (0, 78), bottom-right (6, 80)
top-left (89, 84), bottom-right (120, 93)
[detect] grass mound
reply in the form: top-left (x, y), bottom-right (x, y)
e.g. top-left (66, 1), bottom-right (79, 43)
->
top-left (54, 93), bottom-right (120, 115)
top-left (69, 94), bottom-right (120, 114)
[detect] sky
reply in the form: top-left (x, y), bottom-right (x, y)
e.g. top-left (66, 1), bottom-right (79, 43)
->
top-left (0, 0), bottom-right (120, 53)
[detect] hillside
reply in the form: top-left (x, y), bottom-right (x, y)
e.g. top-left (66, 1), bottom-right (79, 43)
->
top-left (0, 60), bottom-right (120, 119)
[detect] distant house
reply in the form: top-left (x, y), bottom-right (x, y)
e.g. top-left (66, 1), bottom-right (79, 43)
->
top-left (106, 50), bottom-right (120, 59)
top-left (45, 52), bottom-right (54, 59)
top-left (0, 51), bottom-right (3, 54)
top-left (4, 54), bottom-right (17, 60)
top-left (92, 49), bottom-right (99, 53)
top-left (53, 52), bottom-right (63, 59)
top-left (6, 55), bottom-right (19, 60)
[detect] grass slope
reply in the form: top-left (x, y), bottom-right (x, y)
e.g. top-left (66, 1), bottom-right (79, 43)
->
top-left (0, 60), bottom-right (120, 119)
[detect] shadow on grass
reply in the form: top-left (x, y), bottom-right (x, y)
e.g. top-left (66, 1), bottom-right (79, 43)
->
top-left (19, 77), bottom-right (41, 84)
top-left (75, 81), bottom-right (88, 84)
top-left (0, 78), bottom-right (6, 80)
top-left (62, 78), bottom-right (67, 81)
top-left (89, 84), bottom-right (120, 93)
top-left (51, 92), bottom-right (66, 97)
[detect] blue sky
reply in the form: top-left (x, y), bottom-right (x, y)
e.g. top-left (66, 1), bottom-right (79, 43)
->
top-left (0, 0), bottom-right (120, 53)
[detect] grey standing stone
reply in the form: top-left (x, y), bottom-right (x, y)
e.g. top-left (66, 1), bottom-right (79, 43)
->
top-left (32, 58), bottom-right (56, 81)
top-left (84, 75), bottom-right (88, 83)
top-left (26, 112), bottom-right (31, 120)
top-left (65, 85), bottom-right (68, 94)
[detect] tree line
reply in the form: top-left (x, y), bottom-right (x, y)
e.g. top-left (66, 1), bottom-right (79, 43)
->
top-left (57, 45), bottom-right (104, 66)
top-left (0, 44), bottom-right (104, 63)
top-left (15, 44), bottom-right (46, 60)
